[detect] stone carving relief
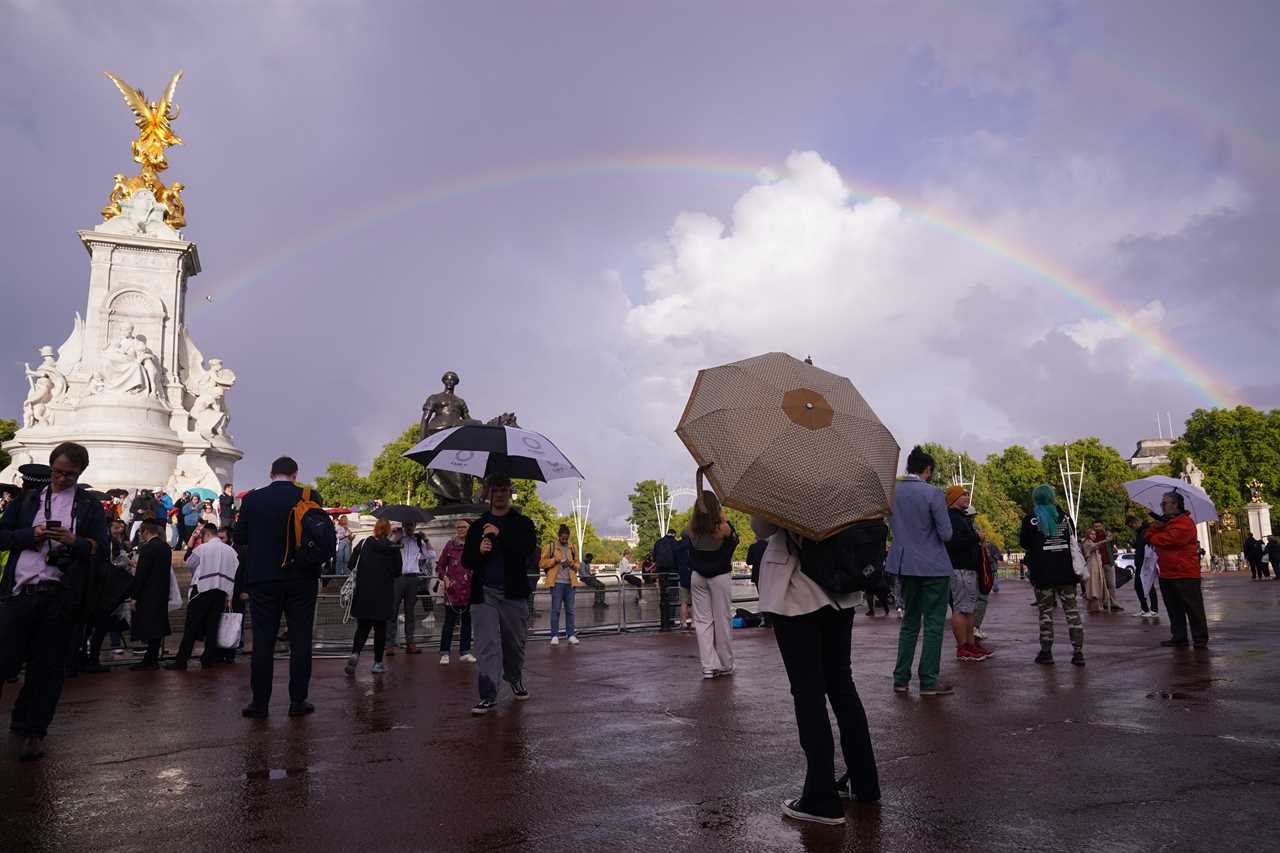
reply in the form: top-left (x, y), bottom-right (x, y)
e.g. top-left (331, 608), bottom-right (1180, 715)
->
top-left (22, 347), bottom-right (68, 428)
top-left (90, 322), bottom-right (167, 400)
top-left (190, 358), bottom-right (237, 438)
top-left (93, 189), bottom-right (180, 240)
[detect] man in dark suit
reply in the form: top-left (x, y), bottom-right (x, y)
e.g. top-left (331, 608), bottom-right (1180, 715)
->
top-left (233, 456), bottom-right (322, 718)
top-left (128, 519), bottom-right (173, 670)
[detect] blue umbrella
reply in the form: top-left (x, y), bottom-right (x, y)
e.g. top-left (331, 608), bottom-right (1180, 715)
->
top-left (185, 487), bottom-right (218, 501)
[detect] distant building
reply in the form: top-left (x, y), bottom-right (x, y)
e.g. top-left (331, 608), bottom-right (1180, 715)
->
top-left (1129, 438), bottom-right (1173, 472)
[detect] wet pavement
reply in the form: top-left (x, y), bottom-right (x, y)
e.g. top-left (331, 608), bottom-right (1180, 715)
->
top-left (2, 575), bottom-right (1278, 853)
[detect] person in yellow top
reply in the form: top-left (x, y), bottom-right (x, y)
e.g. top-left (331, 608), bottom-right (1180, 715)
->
top-left (540, 524), bottom-right (581, 645)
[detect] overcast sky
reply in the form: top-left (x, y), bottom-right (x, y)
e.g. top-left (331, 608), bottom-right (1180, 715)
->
top-left (3, 2), bottom-right (1278, 532)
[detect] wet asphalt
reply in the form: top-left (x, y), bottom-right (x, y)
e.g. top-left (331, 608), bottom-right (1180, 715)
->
top-left (2, 575), bottom-right (1278, 853)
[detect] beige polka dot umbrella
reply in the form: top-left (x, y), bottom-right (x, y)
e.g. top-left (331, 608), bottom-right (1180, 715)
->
top-left (675, 352), bottom-right (900, 541)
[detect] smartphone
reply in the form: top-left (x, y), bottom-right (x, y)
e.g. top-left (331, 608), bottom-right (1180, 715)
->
top-left (46, 520), bottom-right (62, 529)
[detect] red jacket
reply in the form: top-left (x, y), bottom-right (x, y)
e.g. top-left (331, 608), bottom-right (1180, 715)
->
top-left (1144, 513), bottom-right (1200, 580)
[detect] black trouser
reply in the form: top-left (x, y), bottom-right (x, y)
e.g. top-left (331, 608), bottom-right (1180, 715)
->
top-left (580, 574), bottom-right (607, 606)
top-left (141, 638), bottom-right (162, 664)
top-left (0, 589), bottom-right (73, 738)
top-left (771, 606), bottom-right (879, 815)
top-left (174, 590), bottom-right (227, 665)
top-left (657, 572), bottom-right (678, 631)
top-left (1133, 569), bottom-right (1158, 613)
top-left (440, 606), bottom-right (472, 654)
top-left (248, 576), bottom-right (317, 708)
top-left (1159, 578), bottom-right (1208, 645)
top-left (1247, 558), bottom-right (1260, 580)
top-left (351, 619), bottom-right (387, 662)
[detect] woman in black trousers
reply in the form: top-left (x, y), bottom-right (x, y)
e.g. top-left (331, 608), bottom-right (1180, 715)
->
top-left (344, 519), bottom-right (402, 676)
top-left (752, 517), bottom-right (880, 827)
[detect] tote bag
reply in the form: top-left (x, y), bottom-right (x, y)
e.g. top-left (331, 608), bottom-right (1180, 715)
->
top-left (216, 612), bottom-right (244, 649)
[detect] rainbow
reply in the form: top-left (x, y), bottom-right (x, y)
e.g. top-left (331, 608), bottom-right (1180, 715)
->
top-left (194, 153), bottom-right (1239, 408)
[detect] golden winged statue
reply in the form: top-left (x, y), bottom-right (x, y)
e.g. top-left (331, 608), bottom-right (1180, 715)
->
top-left (100, 71), bottom-right (188, 229)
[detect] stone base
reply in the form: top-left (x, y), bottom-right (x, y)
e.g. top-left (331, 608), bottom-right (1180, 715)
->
top-left (1, 393), bottom-right (241, 492)
top-left (1246, 502), bottom-right (1273, 540)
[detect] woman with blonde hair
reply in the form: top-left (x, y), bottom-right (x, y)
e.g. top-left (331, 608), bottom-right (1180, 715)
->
top-left (344, 518), bottom-right (402, 675)
top-left (686, 464), bottom-right (739, 679)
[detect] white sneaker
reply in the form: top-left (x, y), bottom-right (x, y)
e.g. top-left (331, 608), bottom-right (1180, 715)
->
top-left (439, 654), bottom-right (450, 665)
top-left (461, 653), bottom-right (477, 663)
top-left (973, 628), bottom-right (987, 640)
top-left (567, 635), bottom-right (580, 645)
top-left (549, 636), bottom-right (560, 646)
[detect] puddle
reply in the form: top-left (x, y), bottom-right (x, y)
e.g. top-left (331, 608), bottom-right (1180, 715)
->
top-left (245, 767), bottom-right (308, 781)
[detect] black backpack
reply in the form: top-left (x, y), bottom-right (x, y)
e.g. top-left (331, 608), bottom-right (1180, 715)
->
top-left (797, 519), bottom-right (890, 596)
top-left (653, 535), bottom-right (676, 569)
top-left (284, 487), bottom-right (337, 572)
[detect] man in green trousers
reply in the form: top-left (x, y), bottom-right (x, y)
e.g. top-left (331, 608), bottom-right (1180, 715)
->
top-left (886, 446), bottom-right (955, 696)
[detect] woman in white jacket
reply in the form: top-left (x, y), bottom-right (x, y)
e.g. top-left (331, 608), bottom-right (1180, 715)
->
top-left (753, 516), bottom-right (880, 827)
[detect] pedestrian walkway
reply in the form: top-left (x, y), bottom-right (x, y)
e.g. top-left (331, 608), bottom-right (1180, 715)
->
top-left (2, 577), bottom-right (1276, 852)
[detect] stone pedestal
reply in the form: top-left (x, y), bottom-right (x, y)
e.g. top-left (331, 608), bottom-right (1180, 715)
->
top-left (2, 196), bottom-right (241, 491)
top-left (1246, 502), bottom-right (1273, 540)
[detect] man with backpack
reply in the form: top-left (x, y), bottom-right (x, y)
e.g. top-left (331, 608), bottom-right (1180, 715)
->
top-left (886, 446), bottom-right (955, 696)
top-left (233, 456), bottom-right (332, 719)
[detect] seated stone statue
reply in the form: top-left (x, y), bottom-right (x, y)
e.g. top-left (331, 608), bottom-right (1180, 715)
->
top-left (94, 324), bottom-right (165, 399)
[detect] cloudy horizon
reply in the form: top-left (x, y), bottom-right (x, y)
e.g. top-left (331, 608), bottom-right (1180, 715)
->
top-left (3, 2), bottom-right (1277, 533)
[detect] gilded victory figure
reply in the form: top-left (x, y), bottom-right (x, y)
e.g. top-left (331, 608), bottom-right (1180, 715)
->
top-left (100, 70), bottom-right (188, 229)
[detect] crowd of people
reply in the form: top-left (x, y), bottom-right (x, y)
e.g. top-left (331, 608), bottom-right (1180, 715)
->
top-left (0, 440), bottom-right (1227, 831)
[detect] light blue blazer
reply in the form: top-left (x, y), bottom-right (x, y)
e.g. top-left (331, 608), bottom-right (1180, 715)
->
top-left (885, 476), bottom-right (954, 578)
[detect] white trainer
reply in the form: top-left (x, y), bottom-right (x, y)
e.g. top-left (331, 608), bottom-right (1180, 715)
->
top-left (549, 636), bottom-right (560, 646)
top-left (439, 654), bottom-right (450, 665)
top-left (461, 653), bottom-right (477, 663)
top-left (567, 635), bottom-right (580, 645)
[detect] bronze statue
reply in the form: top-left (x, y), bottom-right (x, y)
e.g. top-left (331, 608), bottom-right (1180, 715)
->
top-left (420, 371), bottom-right (475, 505)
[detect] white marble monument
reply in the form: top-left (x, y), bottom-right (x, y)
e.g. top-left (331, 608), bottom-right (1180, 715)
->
top-left (1, 197), bottom-right (241, 491)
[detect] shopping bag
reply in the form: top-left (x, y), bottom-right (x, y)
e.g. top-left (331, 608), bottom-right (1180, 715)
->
top-left (1068, 536), bottom-right (1087, 581)
top-left (216, 612), bottom-right (244, 649)
top-left (167, 570), bottom-right (183, 611)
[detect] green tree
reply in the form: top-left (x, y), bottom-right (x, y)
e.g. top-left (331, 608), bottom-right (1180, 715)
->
top-left (511, 479), bottom-right (558, 544)
top-left (314, 462), bottom-right (377, 508)
top-left (917, 442), bottom-right (980, 490)
top-left (0, 418), bottom-right (15, 472)
top-left (626, 480), bottom-right (666, 560)
top-left (1170, 406), bottom-right (1280, 515)
top-left (1040, 437), bottom-right (1142, 544)
top-left (365, 423), bottom-right (436, 506)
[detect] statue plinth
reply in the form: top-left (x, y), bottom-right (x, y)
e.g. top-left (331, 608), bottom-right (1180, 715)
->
top-left (1245, 502), bottom-right (1273, 540)
top-left (2, 211), bottom-right (240, 491)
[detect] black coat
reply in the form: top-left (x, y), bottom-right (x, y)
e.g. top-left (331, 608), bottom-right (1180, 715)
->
top-left (1267, 540), bottom-right (1280, 567)
top-left (232, 481), bottom-right (324, 586)
top-left (350, 536), bottom-right (402, 622)
top-left (945, 508), bottom-right (983, 572)
top-left (462, 509), bottom-right (537, 602)
top-left (0, 485), bottom-right (110, 620)
top-left (1019, 510), bottom-right (1078, 589)
top-left (130, 537), bottom-right (172, 640)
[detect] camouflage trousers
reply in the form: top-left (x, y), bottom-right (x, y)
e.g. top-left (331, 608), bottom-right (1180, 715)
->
top-left (1034, 585), bottom-right (1084, 650)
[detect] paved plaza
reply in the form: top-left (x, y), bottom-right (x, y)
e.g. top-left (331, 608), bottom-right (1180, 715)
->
top-left (3, 575), bottom-right (1278, 853)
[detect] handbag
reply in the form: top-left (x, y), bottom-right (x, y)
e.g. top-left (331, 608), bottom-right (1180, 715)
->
top-left (216, 612), bottom-right (243, 649)
top-left (167, 569), bottom-right (183, 611)
top-left (978, 544), bottom-right (994, 595)
top-left (1068, 534), bottom-right (1087, 580)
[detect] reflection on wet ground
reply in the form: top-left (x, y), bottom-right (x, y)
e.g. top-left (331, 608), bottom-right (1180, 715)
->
top-left (2, 576), bottom-right (1278, 852)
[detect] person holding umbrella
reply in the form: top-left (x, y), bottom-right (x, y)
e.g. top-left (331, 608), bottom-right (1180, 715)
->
top-left (1145, 491), bottom-right (1209, 648)
top-left (687, 465), bottom-right (739, 678)
top-left (462, 473), bottom-right (538, 715)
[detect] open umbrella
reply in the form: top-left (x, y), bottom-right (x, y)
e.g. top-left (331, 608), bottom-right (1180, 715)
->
top-left (676, 352), bottom-right (899, 541)
top-left (185, 487), bottom-right (218, 501)
top-left (371, 504), bottom-right (435, 526)
top-left (1124, 475), bottom-right (1218, 524)
top-left (403, 424), bottom-right (584, 483)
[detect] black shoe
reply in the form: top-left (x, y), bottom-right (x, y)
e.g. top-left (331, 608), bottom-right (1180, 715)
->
top-left (781, 798), bottom-right (845, 826)
top-left (471, 698), bottom-right (497, 716)
top-left (241, 704), bottom-right (268, 719)
top-left (1071, 651), bottom-right (1085, 666)
top-left (129, 661), bottom-right (159, 672)
top-left (1035, 649), bottom-right (1054, 665)
top-left (163, 660), bottom-right (188, 671)
top-left (1161, 639), bottom-right (1190, 647)
top-left (511, 681), bottom-right (531, 701)
top-left (288, 701), bottom-right (315, 717)
top-left (1193, 641), bottom-right (1209, 648)
top-left (81, 662), bottom-right (110, 674)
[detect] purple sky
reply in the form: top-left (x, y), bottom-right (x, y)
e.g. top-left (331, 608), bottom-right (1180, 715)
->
top-left (3, 2), bottom-right (1278, 532)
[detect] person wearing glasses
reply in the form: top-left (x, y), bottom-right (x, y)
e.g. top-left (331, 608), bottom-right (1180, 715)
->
top-left (0, 443), bottom-right (109, 761)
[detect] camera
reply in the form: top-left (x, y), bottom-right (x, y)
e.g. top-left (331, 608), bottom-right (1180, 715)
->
top-left (45, 544), bottom-right (76, 571)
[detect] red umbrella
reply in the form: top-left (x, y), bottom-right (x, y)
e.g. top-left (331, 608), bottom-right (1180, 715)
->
top-left (235, 490), bottom-right (251, 499)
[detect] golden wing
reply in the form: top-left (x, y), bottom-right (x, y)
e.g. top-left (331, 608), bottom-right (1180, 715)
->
top-left (157, 70), bottom-right (183, 120)
top-left (104, 72), bottom-right (153, 126)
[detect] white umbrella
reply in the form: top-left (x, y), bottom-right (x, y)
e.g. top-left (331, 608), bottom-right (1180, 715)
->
top-left (403, 424), bottom-right (584, 483)
top-left (1124, 475), bottom-right (1218, 524)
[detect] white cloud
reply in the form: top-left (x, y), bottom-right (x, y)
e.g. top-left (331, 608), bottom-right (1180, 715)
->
top-left (1063, 299), bottom-right (1166, 352)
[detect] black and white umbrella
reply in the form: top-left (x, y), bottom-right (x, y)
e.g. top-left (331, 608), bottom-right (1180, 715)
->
top-left (403, 425), bottom-right (584, 483)
top-left (371, 504), bottom-right (435, 525)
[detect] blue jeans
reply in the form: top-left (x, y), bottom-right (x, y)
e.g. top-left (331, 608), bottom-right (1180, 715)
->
top-left (550, 583), bottom-right (576, 638)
